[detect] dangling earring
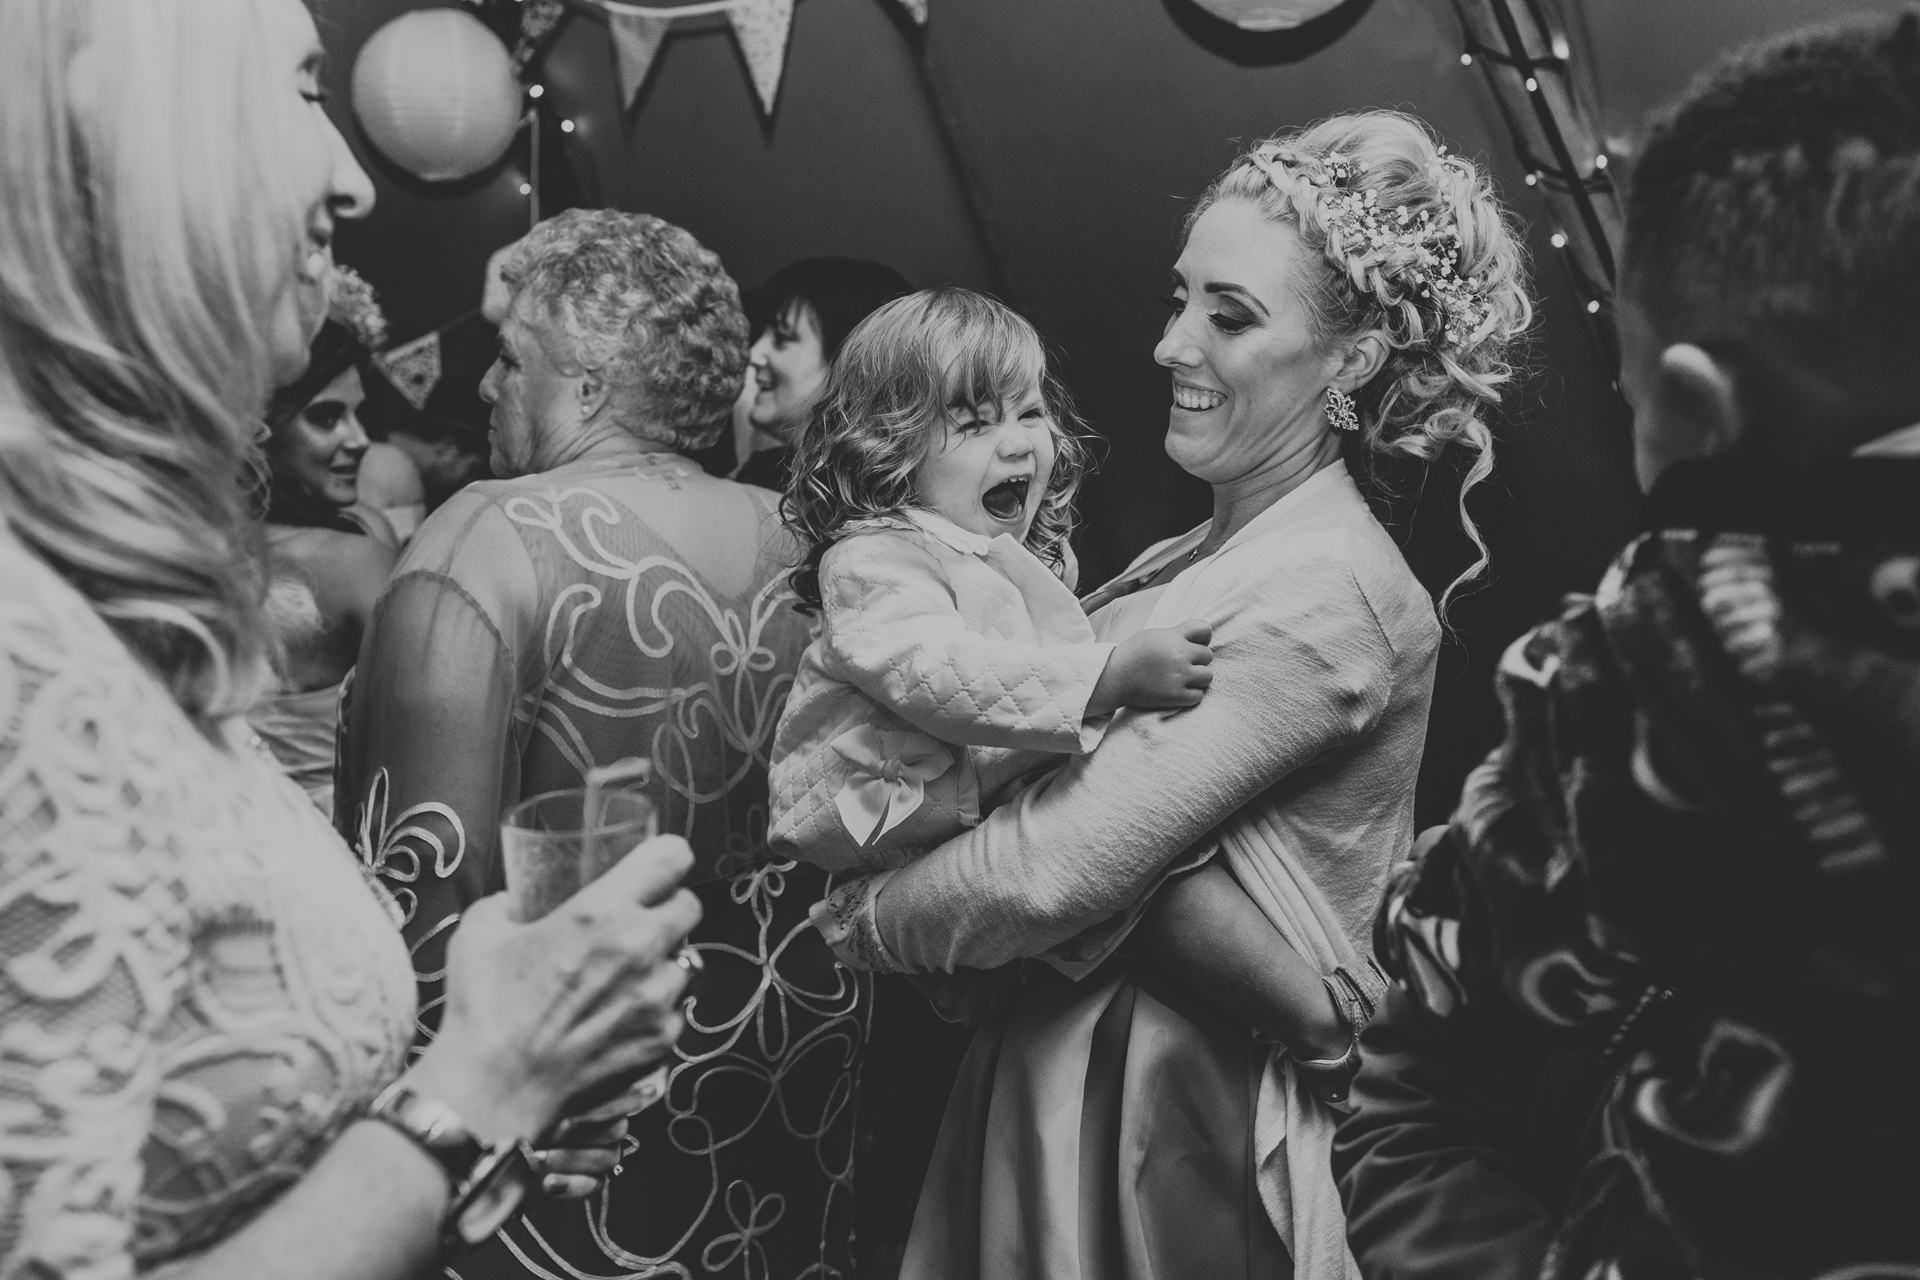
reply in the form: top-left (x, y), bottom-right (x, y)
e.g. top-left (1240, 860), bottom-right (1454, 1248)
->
top-left (1325, 386), bottom-right (1360, 433)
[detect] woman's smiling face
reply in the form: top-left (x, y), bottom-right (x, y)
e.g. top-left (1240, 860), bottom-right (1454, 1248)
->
top-left (262, 0), bottom-right (375, 388)
top-left (747, 302), bottom-right (830, 439)
top-left (1154, 197), bottom-right (1344, 485)
top-left (270, 365), bottom-right (369, 510)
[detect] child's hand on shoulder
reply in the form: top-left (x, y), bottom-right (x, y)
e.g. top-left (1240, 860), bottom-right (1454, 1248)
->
top-left (1089, 619), bottom-right (1213, 716)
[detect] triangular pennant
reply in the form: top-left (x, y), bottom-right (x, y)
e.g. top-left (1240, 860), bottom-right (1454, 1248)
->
top-left (726, 0), bottom-right (795, 117)
top-left (372, 330), bottom-right (442, 413)
top-left (896, 0), bottom-right (929, 23)
top-left (608, 11), bottom-right (675, 110)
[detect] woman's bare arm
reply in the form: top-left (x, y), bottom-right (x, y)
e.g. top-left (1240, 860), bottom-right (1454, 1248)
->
top-left (1142, 861), bottom-right (1349, 1059)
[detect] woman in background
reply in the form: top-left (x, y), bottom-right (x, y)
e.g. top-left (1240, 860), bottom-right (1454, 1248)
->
top-left (254, 268), bottom-right (398, 815)
top-left (733, 256), bottom-right (912, 490)
top-left (0, 1), bottom-right (698, 1275)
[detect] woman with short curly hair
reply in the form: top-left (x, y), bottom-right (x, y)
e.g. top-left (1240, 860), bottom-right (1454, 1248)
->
top-left (814, 111), bottom-right (1534, 1280)
top-left (337, 208), bottom-right (853, 1280)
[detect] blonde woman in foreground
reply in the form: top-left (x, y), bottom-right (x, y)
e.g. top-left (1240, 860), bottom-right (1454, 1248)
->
top-left (0, 1), bottom-right (698, 1275)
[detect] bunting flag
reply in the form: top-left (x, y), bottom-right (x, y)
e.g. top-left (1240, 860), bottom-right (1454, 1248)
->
top-left (608, 10), bottom-right (675, 107)
top-left (578, 0), bottom-right (926, 119)
top-left (373, 329), bottom-right (443, 412)
top-left (726, 0), bottom-right (796, 116)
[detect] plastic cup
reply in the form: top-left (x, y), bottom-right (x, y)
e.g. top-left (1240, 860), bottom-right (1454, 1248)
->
top-left (500, 787), bottom-right (657, 924)
top-left (502, 770), bottom-right (677, 1127)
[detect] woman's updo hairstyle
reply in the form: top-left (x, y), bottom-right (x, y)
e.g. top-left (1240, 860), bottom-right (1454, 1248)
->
top-left (1188, 111), bottom-right (1533, 611)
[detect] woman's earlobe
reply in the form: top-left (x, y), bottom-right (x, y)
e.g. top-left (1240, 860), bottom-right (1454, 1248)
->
top-left (578, 372), bottom-right (607, 420)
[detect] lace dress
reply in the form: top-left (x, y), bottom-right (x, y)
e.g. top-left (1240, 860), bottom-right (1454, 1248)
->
top-left (0, 531), bottom-right (417, 1275)
top-left (336, 448), bottom-right (862, 1280)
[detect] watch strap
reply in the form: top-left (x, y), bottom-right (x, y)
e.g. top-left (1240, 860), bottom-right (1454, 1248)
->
top-left (366, 1081), bottom-right (488, 1189)
top-left (365, 1080), bottom-right (535, 1250)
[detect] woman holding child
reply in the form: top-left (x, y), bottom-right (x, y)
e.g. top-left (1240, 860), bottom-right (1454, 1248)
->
top-left (775, 110), bottom-right (1533, 1278)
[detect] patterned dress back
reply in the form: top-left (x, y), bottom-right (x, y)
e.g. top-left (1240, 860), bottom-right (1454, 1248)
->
top-left (338, 449), bottom-right (866, 1280)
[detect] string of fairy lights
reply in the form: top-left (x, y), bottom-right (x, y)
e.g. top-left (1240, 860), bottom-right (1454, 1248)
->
top-left (1450, 0), bottom-right (1623, 373)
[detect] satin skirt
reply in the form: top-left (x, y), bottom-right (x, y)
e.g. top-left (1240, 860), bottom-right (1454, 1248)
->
top-left (902, 961), bottom-right (1290, 1280)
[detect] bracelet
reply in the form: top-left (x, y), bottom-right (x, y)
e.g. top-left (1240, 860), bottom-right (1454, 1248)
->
top-left (1295, 1033), bottom-right (1360, 1076)
top-left (365, 1081), bottom-right (537, 1253)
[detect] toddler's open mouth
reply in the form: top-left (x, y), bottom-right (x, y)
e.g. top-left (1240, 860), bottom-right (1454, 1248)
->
top-left (981, 476), bottom-right (1030, 523)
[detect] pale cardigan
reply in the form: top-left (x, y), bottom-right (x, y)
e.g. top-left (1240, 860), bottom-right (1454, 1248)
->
top-left (769, 509), bottom-right (1116, 873)
top-left (816, 462), bottom-right (1441, 1280)
top-left (814, 462), bottom-right (1439, 988)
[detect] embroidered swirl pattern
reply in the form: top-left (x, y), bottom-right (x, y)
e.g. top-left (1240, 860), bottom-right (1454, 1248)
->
top-left (351, 465), bottom-right (865, 1280)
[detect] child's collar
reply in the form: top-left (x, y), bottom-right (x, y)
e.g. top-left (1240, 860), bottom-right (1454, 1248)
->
top-left (902, 508), bottom-right (998, 556)
top-left (845, 508), bottom-right (1002, 557)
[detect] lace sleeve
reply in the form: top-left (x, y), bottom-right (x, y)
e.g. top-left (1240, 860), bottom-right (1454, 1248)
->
top-left (0, 578), bottom-right (191, 1277)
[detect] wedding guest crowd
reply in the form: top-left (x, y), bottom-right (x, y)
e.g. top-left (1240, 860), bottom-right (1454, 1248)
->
top-left (0, 1), bottom-right (1912, 1279)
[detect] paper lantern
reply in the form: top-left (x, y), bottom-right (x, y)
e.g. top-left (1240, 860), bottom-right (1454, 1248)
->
top-left (351, 9), bottom-right (522, 182)
top-left (1188, 0), bottom-right (1350, 30)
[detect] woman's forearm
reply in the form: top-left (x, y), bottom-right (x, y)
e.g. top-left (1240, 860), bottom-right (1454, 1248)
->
top-left (1141, 861), bottom-right (1349, 1059)
top-left (168, 1121), bottom-right (447, 1280)
top-left (867, 560), bottom-right (1394, 972)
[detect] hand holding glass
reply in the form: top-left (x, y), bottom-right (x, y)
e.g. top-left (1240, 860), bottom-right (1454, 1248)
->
top-left (500, 762), bottom-right (683, 1137)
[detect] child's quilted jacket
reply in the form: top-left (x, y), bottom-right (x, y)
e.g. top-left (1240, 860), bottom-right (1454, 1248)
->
top-left (769, 509), bottom-right (1116, 874)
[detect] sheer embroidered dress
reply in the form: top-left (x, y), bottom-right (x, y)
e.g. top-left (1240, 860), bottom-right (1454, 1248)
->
top-left (337, 450), bottom-right (857, 1280)
top-left (0, 531), bottom-right (416, 1276)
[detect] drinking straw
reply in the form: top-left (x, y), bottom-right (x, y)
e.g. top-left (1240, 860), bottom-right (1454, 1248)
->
top-left (582, 756), bottom-right (652, 872)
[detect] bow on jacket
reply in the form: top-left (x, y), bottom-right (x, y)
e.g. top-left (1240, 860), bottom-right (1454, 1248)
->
top-left (830, 724), bottom-right (954, 847)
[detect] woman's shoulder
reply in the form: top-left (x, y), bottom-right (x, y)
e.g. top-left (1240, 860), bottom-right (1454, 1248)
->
top-left (1229, 513), bottom-right (1438, 658)
top-left (356, 441), bottom-right (425, 508)
top-left (0, 532), bottom-right (223, 853)
top-left (0, 528), bottom-right (140, 672)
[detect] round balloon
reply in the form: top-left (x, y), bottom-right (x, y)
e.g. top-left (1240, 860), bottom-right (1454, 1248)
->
top-left (1188, 0), bottom-right (1350, 30)
top-left (350, 9), bottom-right (521, 182)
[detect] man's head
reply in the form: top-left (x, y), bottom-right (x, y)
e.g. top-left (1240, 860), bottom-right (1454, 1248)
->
top-left (479, 209), bottom-right (748, 477)
top-left (1619, 12), bottom-right (1920, 489)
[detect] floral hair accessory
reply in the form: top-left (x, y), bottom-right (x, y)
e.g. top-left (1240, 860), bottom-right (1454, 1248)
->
top-left (265, 266), bottom-right (391, 430)
top-left (1247, 143), bottom-right (1498, 353)
top-left (327, 265), bottom-right (389, 353)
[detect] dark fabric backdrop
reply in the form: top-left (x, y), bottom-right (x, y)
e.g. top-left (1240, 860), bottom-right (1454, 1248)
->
top-left (321, 0), bottom-right (1905, 827)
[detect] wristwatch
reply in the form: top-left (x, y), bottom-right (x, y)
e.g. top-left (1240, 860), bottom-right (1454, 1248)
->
top-left (366, 1080), bottom-right (537, 1251)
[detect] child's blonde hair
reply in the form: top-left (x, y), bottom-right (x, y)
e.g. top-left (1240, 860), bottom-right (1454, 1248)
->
top-left (783, 288), bottom-right (1093, 612)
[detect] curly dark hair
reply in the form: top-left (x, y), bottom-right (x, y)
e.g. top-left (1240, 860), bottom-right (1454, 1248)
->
top-left (1624, 10), bottom-right (1920, 392)
top-left (783, 287), bottom-right (1093, 613)
top-left (757, 257), bottom-right (913, 358)
top-left (506, 208), bottom-right (749, 452)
